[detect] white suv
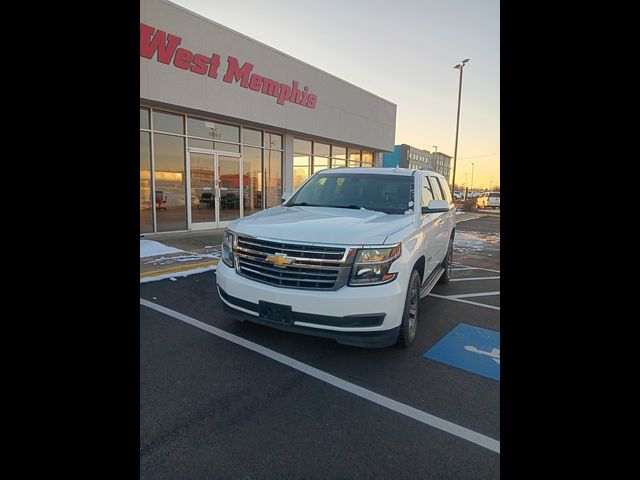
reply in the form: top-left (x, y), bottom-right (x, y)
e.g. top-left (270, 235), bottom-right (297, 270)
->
top-left (216, 167), bottom-right (456, 348)
top-left (476, 192), bottom-right (500, 209)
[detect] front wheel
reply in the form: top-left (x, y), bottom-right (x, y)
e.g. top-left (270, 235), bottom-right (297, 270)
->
top-left (397, 270), bottom-right (421, 348)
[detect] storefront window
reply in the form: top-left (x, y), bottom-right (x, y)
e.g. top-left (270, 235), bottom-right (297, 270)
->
top-left (188, 138), bottom-right (214, 149)
top-left (294, 138), bottom-right (312, 155)
top-left (265, 132), bottom-right (282, 150)
top-left (313, 156), bottom-right (329, 173)
top-left (153, 133), bottom-right (186, 232)
top-left (140, 106), bottom-right (287, 233)
top-left (140, 132), bottom-right (153, 233)
top-left (153, 110), bottom-right (184, 134)
top-left (265, 150), bottom-right (282, 207)
top-left (187, 117), bottom-right (239, 142)
top-left (331, 158), bottom-right (346, 168)
top-left (348, 148), bottom-right (361, 167)
top-left (314, 142), bottom-right (330, 157)
top-left (331, 145), bottom-right (347, 167)
top-left (243, 128), bottom-right (262, 146)
top-left (293, 155), bottom-right (311, 189)
top-left (140, 107), bottom-right (150, 129)
top-left (243, 147), bottom-right (263, 216)
top-left (362, 151), bottom-right (373, 166)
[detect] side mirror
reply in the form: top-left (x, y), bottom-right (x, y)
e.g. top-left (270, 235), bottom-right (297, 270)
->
top-left (421, 199), bottom-right (450, 214)
top-left (281, 192), bottom-right (292, 203)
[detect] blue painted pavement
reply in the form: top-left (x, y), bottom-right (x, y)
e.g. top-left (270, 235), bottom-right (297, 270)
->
top-left (424, 323), bottom-right (500, 381)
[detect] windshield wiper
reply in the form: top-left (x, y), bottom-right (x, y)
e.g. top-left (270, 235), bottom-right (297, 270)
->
top-left (287, 202), bottom-right (323, 207)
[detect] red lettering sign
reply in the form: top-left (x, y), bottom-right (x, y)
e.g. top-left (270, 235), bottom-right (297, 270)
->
top-left (140, 23), bottom-right (317, 109)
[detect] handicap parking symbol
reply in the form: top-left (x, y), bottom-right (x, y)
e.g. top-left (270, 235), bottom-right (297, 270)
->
top-left (424, 323), bottom-right (500, 381)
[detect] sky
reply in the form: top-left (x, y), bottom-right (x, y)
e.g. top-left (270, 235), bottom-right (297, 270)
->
top-left (169, 0), bottom-right (500, 190)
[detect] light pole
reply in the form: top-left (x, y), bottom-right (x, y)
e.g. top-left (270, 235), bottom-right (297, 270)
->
top-left (451, 58), bottom-right (469, 196)
top-left (432, 145), bottom-right (438, 173)
top-left (470, 162), bottom-right (475, 192)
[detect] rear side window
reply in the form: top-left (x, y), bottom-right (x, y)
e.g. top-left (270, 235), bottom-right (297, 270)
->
top-left (427, 177), bottom-right (444, 200)
top-left (436, 178), bottom-right (452, 203)
top-left (421, 175), bottom-right (434, 207)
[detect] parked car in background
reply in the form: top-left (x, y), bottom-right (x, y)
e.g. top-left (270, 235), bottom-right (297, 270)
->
top-left (476, 192), bottom-right (500, 209)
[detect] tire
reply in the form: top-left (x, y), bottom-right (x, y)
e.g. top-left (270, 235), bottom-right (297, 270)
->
top-left (438, 237), bottom-right (454, 285)
top-left (397, 269), bottom-right (421, 347)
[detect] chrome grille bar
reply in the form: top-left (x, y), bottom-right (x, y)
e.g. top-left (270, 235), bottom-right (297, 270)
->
top-left (234, 234), bottom-right (354, 290)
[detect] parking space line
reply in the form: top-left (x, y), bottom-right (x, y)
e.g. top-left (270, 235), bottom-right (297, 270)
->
top-left (428, 293), bottom-right (501, 311)
top-left (447, 291), bottom-right (500, 299)
top-left (452, 265), bottom-right (501, 273)
top-left (140, 298), bottom-right (500, 454)
top-left (450, 276), bottom-right (500, 282)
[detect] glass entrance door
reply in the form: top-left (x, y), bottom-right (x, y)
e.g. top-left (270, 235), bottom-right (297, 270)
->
top-left (188, 148), bottom-right (242, 229)
top-left (217, 155), bottom-right (241, 223)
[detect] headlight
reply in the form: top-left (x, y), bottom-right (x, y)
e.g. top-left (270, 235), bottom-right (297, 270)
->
top-left (349, 244), bottom-right (401, 286)
top-left (222, 229), bottom-right (236, 268)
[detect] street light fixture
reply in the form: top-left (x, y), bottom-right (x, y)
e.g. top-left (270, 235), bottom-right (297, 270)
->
top-left (451, 58), bottom-right (469, 195)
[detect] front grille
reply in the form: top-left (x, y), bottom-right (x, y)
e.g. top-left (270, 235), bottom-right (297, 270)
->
top-left (234, 235), bottom-right (353, 290)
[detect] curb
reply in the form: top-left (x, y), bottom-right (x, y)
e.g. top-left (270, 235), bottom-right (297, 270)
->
top-left (140, 259), bottom-right (219, 279)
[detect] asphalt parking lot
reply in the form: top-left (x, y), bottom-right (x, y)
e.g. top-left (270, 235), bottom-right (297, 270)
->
top-left (140, 216), bottom-right (500, 479)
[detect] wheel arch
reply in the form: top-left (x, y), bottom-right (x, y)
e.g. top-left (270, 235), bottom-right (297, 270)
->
top-left (412, 255), bottom-right (426, 283)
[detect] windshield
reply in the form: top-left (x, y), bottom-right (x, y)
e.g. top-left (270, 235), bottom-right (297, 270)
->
top-left (286, 173), bottom-right (413, 214)
top-left (489, 193), bottom-right (500, 198)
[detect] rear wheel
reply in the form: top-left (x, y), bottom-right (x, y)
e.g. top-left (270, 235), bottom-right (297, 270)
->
top-left (397, 270), bottom-right (421, 347)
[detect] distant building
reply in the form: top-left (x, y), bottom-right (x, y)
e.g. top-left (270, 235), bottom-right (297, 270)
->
top-left (381, 144), bottom-right (452, 180)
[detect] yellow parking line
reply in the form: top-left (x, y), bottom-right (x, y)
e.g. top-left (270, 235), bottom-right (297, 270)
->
top-left (140, 259), bottom-right (219, 279)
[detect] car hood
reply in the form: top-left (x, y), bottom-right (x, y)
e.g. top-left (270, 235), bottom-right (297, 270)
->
top-left (227, 205), bottom-right (414, 245)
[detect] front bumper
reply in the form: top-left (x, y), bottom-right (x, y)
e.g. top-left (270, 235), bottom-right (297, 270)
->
top-left (215, 261), bottom-right (407, 347)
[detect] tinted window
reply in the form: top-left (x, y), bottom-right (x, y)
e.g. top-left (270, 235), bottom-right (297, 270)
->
top-left (288, 173), bottom-right (412, 214)
top-left (438, 178), bottom-right (453, 203)
top-left (437, 178), bottom-right (453, 203)
top-left (428, 177), bottom-right (444, 200)
top-left (421, 175), bottom-right (434, 207)
top-left (489, 193), bottom-right (500, 198)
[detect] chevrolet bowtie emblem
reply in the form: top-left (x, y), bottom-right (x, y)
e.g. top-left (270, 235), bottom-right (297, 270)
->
top-left (266, 253), bottom-right (295, 267)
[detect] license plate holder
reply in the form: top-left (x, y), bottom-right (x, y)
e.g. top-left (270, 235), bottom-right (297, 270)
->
top-left (259, 301), bottom-right (294, 325)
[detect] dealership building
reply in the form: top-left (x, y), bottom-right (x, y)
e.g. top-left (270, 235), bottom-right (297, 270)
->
top-left (140, 0), bottom-right (397, 234)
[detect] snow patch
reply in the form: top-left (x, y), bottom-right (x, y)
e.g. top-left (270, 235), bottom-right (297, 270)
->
top-left (454, 231), bottom-right (500, 252)
top-left (140, 240), bottom-right (185, 258)
top-left (143, 251), bottom-right (221, 266)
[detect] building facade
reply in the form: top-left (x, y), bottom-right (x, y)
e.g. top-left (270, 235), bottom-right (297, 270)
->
top-left (140, 0), bottom-right (397, 234)
top-left (381, 144), bottom-right (452, 180)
